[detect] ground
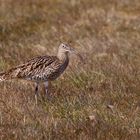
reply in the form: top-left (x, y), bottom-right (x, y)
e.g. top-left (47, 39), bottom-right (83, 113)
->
top-left (0, 0), bottom-right (140, 139)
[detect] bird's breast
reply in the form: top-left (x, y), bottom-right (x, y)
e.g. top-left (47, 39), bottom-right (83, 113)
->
top-left (59, 58), bottom-right (69, 73)
top-left (47, 58), bottom-right (69, 81)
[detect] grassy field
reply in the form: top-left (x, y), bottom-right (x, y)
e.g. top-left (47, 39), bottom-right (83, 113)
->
top-left (0, 0), bottom-right (140, 139)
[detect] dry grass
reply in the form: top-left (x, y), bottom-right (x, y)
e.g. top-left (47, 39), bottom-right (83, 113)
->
top-left (0, 0), bottom-right (140, 139)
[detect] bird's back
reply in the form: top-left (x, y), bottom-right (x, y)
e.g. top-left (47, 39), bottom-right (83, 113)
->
top-left (0, 55), bottom-right (69, 82)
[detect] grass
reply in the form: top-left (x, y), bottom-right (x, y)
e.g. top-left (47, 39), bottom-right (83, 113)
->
top-left (0, 0), bottom-right (140, 139)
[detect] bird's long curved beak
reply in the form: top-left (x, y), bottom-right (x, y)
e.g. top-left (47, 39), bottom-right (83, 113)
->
top-left (75, 51), bottom-right (84, 63)
top-left (70, 48), bottom-right (84, 63)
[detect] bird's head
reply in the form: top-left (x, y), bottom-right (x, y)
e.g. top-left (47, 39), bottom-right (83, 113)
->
top-left (58, 43), bottom-right (74, 54)
top-left (58, 43), bottom-right (84, 62)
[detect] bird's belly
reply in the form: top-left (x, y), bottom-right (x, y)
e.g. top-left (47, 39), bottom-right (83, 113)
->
top-left (24, 76), bottom-right (48, 82)
top-left (24, 70), bottom-right (62, 82)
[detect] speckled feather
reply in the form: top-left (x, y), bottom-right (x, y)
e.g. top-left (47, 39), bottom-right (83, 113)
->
top-left (0, 55), bottom-right (69, 82)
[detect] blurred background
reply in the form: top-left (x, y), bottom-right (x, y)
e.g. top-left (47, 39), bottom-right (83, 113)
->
top-left (0, 0), bottom-right (140, 139)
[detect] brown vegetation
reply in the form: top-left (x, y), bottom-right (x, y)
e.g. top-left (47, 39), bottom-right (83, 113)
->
top-left (0, 0), bottom-right (140, 139)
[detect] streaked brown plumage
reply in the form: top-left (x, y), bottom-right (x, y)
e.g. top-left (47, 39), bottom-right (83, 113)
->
top-left (1, 55), bottom-right (68, 81)
top-left (0, 43), bottom-right (81, 103)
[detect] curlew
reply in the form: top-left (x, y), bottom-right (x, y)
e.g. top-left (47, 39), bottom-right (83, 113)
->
top-left (0, 43), bottom-right (82, 103)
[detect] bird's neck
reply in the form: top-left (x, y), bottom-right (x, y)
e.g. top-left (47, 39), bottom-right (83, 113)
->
top-left (57, 51), bottom-right (69, 62)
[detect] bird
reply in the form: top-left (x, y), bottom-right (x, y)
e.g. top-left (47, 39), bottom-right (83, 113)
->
top-left (0, 43), bottom-right (83, 103)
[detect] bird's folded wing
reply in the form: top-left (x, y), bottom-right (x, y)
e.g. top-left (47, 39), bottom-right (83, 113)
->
top-left (9, 55), bottom-right (58, 79)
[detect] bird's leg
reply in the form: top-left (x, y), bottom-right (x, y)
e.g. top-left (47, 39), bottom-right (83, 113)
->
top-left (35, 82), bottom-right (39, 104)
top-left (44, 81), bottom-right (51, 100)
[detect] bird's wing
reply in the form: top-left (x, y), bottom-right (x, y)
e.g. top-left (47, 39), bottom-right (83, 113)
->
top-left (8, 55), bottom-right (58, 79)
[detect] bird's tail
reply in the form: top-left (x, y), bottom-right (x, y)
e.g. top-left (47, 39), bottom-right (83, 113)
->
top-left (0, 68), bottom-right (20, 82)
top-left (0, 72), bottom-right (8, 81)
